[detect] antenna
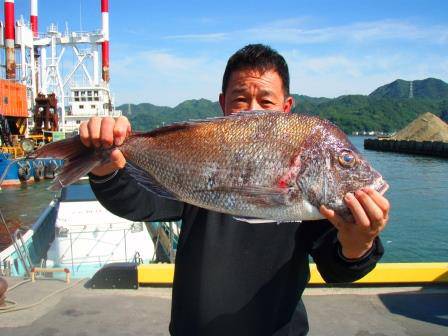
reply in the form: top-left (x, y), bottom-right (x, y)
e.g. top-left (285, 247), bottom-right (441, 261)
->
top-left (409, 81), bottom-right (414, 98)
top-left (79, 0), bottom-right (83, 32)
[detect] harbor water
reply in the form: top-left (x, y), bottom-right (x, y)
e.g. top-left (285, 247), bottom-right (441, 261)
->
top-left (0, 136), bottom-right (447, 262)
top-left (352, 136), bottom-right (448, 262)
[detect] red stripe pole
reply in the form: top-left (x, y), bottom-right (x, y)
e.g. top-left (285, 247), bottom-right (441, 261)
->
top-left (4, 0), bottom-right (16, 79)
top-left (30, 0), bottom-right (38, 37)
top-left (101, 0), bottom-right (110, 82)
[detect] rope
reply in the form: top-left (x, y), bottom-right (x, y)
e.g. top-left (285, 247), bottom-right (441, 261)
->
top-left (6, 278), bottom-right (32, 292)
top-left (0, 277), bottom-right (85, 313)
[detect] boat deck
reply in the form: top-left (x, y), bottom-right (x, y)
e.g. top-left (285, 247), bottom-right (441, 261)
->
top-left (0, 277), bottom-right (447, 335)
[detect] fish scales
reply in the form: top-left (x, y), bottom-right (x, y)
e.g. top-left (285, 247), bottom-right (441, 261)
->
top-left (121, 113), bottom-right (335, 220)
top-left (30, 111), bottom-right (386, 222)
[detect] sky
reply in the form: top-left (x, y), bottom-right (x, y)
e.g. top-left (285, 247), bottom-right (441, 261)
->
top-left (9, 0), bottom-right (448, 107)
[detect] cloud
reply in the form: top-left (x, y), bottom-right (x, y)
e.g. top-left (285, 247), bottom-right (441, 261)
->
top-left (109, 16), bottom-right (448, 106)
top-left (111, 49), bottom-right (446, 107)
top-left (164, 32), bottom-right (229, 42)
top-left (111, 50), bottom-right (226, 106)
top-left (110, 46), bottom-right (448, 106)
top-left (165, 19), bottom-right (448, 45)
top-left (286, 51), bottom-right (448, 97)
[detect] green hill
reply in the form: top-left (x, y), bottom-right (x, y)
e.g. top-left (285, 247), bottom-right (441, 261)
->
top-left (119, 78), bottom-right (448, 133)
top-left (293, 95), bottom-right (448, 133)
top-left (121, 99), bottom-right (221, 131)
top-left (369, 78), bottom-right (448, 99)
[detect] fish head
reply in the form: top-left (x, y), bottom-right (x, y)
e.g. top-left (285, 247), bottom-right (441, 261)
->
top-left (296, 121), bottom-right (387, 220)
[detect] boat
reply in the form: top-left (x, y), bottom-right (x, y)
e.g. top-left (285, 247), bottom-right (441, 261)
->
top-left (64, 86), bottom-right (121, 134)
top-left (0, 0), bottom-right (121, 187)
top-left (0, 180), bottom-right (159, 279)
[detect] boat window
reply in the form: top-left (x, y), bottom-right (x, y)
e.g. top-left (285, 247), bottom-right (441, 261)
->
top-left (60, 182), bottom-right (97, 202)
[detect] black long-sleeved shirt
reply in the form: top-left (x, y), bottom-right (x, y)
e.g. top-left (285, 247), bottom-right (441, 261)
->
top-left (90, 169), bottom-right (384, 336)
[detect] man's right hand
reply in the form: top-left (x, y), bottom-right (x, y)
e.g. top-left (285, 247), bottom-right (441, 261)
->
top-left (79, 116), bottom-right (131, 177)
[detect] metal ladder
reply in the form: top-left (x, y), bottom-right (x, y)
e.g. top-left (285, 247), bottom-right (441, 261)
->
top-left (13, 228), bottom-right (33, 276)
top-left (0, 208), bottom-right (33, 276)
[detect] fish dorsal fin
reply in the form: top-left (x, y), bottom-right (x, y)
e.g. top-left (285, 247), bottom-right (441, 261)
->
top-left (124, 160), bottom-right (178, 200)
top-left (132, 124), bottom-right (192, 138)
top-left (131, 110), bottom-right (285, 138)
top-left (224, 110), bottom-right (284, 118)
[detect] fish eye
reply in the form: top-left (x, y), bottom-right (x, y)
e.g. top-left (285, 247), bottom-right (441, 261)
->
top-left (338, 150), bottom-right (357, 168)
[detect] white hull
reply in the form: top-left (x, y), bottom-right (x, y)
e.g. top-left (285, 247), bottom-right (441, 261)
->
top-left (0, 183), bottom-right (155, 279)
top-left (47, 200), bottom-right (154, 277)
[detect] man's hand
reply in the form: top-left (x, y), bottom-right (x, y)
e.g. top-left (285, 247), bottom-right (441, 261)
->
top-left (79, 116), bottom-right (131, 177)
top-left (320, 187), bottom-right (390, 259)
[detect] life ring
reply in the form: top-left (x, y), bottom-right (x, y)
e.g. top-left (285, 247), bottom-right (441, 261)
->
top-left (18, 161), bottom-right (32, 181)
top-left (33, 161), bottom-right (45, 181)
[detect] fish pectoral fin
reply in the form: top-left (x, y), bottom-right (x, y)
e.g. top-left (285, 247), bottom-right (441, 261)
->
top-left (233, 217), bottom-right (303, 224)
top-left (196, 185), bottom-right (297, 207)
top-left (233, 217), bottom-right (279, 224)
top-left (124, 161), bottom-right (178, 200)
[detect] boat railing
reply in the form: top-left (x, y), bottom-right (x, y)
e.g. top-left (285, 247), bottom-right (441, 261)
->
top-left (13, 228), bottom-right (34, 276)
top-left (0, 207), bottom-right (33, 276)
top-left (148, 221), bottom-right (179, 263)
top-left (53, 221), bottom-right (150, 274)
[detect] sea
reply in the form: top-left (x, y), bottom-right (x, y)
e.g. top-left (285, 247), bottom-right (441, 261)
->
top-left (0, 136), bottom-right (447, 262)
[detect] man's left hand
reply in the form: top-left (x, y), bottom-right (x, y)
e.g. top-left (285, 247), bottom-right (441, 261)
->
top-left (320, 187), bottom-right (390, 259)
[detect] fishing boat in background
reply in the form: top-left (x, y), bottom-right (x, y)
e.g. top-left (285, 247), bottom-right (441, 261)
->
top-left (0, 180), bottom-right (177, 279)
top-left (0, 79), bottom-right (57, 186)
top-left (0, 0), bottom-right (120, 188)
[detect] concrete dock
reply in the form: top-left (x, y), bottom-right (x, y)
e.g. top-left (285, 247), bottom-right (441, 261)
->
top-left (364, 138), bottom-right (448, 158)
top-left (0, 277), bottom-right (447, 336)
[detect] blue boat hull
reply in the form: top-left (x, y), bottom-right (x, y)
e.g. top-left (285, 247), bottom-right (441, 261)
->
top-left (0, 153), bottom-right (61, 187)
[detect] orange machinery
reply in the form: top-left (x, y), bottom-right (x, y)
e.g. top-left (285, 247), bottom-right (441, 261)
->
top-left (0, 79), bottom-right (28, 118)
top-left (0, 79), bottom-right (28, 152)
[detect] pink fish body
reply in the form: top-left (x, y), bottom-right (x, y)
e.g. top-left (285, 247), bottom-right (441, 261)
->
top-left (30, 111), bottom-right (387, 221)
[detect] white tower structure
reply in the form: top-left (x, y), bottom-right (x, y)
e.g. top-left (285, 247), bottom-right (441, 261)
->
top-left (4, 0), bottom-right (120, 134)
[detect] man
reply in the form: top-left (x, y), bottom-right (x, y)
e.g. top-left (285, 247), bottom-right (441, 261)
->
top-left (81, 44), bottom-right (389, 335)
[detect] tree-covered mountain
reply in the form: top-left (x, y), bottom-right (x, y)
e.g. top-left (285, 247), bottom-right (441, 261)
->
top-left (119, 78), bottom-right (448, 133)
top-left (369, 78), bottom-right (448, 99)
top-left (121, 99), bottom-right (221, 131)
top-left (293, 95), bottom-right (448, 133)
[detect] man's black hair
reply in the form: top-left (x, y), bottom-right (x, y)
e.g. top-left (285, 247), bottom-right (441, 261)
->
top-left (222, 44), bottom-right (290, 96)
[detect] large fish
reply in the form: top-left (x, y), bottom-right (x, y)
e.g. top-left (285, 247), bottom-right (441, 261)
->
top-left (29, 111), bottom-right (387, 222)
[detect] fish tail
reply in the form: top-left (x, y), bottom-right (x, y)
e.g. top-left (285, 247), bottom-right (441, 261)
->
top-left (29, 135), bottom-right (104, 191)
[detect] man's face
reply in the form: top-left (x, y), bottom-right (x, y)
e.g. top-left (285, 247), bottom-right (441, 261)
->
top-left (219, 69), bottom-right (294, 116)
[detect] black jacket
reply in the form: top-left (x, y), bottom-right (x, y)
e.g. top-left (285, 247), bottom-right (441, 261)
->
top-left (90, 169), bottom-right (384, 336)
